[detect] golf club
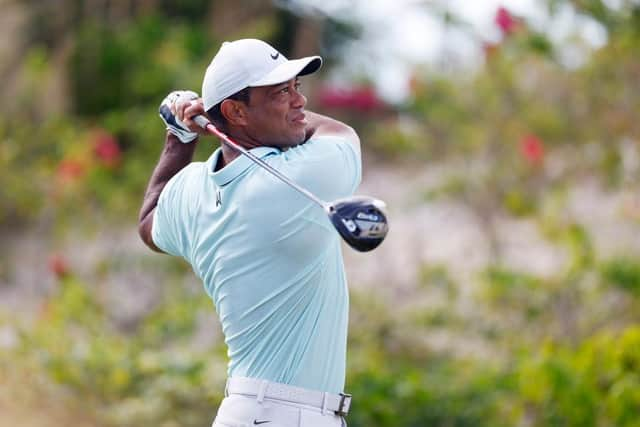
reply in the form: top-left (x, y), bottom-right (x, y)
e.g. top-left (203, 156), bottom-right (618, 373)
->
top-left (190, 114), bottom-right (389, 252)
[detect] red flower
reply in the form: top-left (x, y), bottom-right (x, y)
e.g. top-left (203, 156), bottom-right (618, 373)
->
top-left (318, 86), bottom-right (383, 112)
top-left (57, 159), bottom-right (86, 183)
top-left (92, 130), bottom-right (121, 168)
top-left (48, 254), bottom-right (69, 279)
top-left (520, 134), bottom-right (545, 165)
top-left (495, 7), bottom-right (517, 35)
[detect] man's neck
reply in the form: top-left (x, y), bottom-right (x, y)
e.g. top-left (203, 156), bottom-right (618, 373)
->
top-left (216, 144), bottom-right (241, 170)
top-left (213, 128), bottom-right (257, 171)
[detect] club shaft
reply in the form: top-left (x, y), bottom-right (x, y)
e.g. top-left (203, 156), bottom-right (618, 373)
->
top-left (194, 115), bottom-right (328, 210)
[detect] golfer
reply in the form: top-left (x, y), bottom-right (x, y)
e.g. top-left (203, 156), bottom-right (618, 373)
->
top-left (138, 39), bottom-right (360, 427)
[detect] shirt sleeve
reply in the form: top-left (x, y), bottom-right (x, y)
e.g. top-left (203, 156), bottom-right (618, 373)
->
top-left (277, 136), bottom-right (362, 201)
top-left (151, 169), bottom-right (192, 259)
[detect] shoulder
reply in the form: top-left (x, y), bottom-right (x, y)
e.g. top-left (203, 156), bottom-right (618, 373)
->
top-left (260, 136), bottom-right (362, 202)
top-left (174, 161), bottom-right (207, 181)
top-left (280, 135), bottom-right (360, 163)
top-left (160, 161), bottom-right (206, 199)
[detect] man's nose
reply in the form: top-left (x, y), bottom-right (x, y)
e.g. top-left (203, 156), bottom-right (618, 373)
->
top-left (291, 88), bottom-right (306, 109)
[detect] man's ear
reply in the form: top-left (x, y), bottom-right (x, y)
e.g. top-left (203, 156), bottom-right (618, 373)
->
top-left (220, 99), bottom-right (248, 127)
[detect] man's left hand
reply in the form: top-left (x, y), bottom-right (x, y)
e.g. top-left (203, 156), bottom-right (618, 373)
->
top-left (159, 90), bottom-right (206, 143)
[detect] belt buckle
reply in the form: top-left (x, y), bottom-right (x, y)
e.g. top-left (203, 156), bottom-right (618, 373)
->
top-left (335, 392), bottom-right (352, 416)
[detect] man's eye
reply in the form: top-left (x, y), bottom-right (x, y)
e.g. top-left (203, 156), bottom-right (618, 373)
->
top-left (280, 87), bottom-right (289, 94)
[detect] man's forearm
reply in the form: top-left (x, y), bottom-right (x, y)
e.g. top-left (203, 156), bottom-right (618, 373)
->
top-left (138, 133), bottom-right (198, 250)
top-left (304, 111), bottom-right (345, 139)
top-left (304, 111), bottom-right (360, 150)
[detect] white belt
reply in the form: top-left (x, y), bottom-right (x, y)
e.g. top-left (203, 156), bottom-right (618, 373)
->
top-left (225, 377), bottom-right (352, 416)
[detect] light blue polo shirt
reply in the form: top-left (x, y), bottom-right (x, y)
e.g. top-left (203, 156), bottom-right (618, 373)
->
top-left (152, 136), bottom-right (361, 393)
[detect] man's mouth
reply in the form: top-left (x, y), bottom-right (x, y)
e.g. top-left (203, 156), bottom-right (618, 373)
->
top-left (291, 112), bottom-right (307, 125)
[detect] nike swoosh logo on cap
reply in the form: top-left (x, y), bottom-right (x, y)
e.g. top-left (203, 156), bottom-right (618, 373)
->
top-left (253, 420), bottom-right (271, 425)
top-left (271, 52), bottom-right (279, 60)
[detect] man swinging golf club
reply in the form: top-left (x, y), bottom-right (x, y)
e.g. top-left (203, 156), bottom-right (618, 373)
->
top-left (139, 39), bottom-right (384, 426)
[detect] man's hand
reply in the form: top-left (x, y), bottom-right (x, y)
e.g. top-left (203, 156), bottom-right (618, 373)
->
top-left (159, 90), bottom-right (204, 143)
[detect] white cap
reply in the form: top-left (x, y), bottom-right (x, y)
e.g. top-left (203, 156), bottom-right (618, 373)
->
top-left (202, 39), bottom-right (322, 111)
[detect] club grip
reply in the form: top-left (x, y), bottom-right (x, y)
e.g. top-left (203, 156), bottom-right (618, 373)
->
top-left (193, 115), bottom-right (210, 129)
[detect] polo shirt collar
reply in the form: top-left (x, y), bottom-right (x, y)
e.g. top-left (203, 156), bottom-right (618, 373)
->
top-left (207, 146), bottom-right (279, 186)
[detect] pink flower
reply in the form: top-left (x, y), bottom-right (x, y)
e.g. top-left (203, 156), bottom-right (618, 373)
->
top-left (92, 130), bottom-right (121, 168)
top-left (520, 134), bottom-right (545, 165)
top-left (318, 86), bottom-right (383, 112)
top-left (495, 7), bottom-right (517, 35)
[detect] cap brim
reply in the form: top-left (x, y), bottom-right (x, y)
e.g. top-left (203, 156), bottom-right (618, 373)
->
top-left (250, 56), bottom-right (322, 87)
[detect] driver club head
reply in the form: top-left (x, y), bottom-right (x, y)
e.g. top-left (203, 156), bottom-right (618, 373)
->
top-left (327, 196), bottom-right (389, 252)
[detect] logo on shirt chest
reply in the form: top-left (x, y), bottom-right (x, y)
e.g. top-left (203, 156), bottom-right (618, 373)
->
top-left (216, 190), bottom-right (222, 207)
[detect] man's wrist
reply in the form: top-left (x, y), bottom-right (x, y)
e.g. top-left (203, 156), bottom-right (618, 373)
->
top-left (166, 132), bottom-right (198, 149)
top-left (167, 129), bottom-right (199, 144)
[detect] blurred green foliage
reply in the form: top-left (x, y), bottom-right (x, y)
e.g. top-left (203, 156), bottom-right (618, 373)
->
top-left (6, 275), bottom-right (224, 427)
top-left (1, 1), bottom-right (640, 426)
top-left (601, 257), bottom-right (640, 297)
top-left (517, 328), bottom-right (640, 427)
top-left (69, 15), bottom-right (209, 116)
top-left (3, 268), bottom-right (640, 426)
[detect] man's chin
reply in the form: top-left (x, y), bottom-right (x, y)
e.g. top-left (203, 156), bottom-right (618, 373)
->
top-left (262, 129), bottom-right (308, 150)
top-left (282, 132), bottom-right (308, 148)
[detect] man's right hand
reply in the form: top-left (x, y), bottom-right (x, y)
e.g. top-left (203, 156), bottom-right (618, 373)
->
top-left (159, 90), bottom-right (202, 143)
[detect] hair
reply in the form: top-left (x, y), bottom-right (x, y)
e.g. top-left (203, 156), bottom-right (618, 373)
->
top-left (206, 87), bottom-right (252, 131)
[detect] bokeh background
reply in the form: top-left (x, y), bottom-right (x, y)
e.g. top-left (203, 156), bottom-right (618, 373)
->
top-left (1, 0), bottom-right (640, 426)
